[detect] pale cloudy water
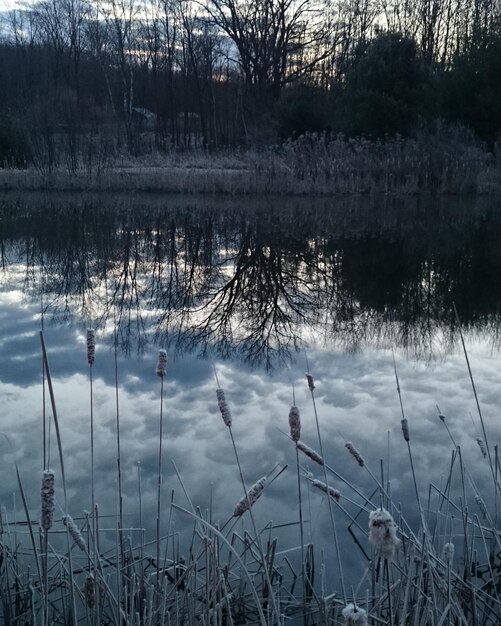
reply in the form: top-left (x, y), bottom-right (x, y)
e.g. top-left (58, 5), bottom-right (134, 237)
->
top-left (1, 193), bottom-right (500, 590)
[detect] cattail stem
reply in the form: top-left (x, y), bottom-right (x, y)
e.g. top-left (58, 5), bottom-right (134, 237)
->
top-left (228, 426), bottom-right (280, 623)
top-left (295, 445), bottom-right (307, 624)
top-left (306, 370), bottom-right (347, 604)
top-left (155, 349), bottom-right (168, 603)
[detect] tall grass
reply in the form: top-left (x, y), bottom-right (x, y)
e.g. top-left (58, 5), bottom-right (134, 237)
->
top-left (1, 331), bottom-right (501, 625)
top-left (0, 127), bottom-right (499, 195)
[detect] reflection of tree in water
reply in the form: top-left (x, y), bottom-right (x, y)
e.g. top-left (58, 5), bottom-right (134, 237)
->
top-left (1, 194), bottom-right (501, 367)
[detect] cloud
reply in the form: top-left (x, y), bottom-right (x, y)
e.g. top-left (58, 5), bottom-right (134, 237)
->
top-left (0, 285), bottom-right (499, 591)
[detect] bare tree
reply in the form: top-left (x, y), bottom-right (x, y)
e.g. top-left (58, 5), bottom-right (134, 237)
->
top-left (203, 0), bottom-right (333, 101)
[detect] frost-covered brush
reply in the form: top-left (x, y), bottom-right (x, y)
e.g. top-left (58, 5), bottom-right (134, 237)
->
top-left (63, 514), bottom-right (86, 552)
top-left (342, 603), bottom-right (368, 626)
top-left (368, 508), bottom-right (401, 559)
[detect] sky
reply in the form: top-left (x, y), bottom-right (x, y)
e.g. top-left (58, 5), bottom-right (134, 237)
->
top-left (1, 275), bottom-right (499, 592)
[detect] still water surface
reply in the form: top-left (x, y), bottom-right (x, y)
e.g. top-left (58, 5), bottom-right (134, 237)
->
top-left (1, 192), bottom-right (501, 589)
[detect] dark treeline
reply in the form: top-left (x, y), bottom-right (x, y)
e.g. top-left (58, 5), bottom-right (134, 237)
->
top-left (2, 194), bottom-right (501, 367)
top-left (0, 0), bottom-right (501, 167)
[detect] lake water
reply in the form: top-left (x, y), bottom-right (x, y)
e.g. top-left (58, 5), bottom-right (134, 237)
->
top-left (1, 191), bottom-right (501, 600)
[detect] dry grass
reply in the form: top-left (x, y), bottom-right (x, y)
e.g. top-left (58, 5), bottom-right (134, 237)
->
top-left (1, 129), bottom-right (500, 196)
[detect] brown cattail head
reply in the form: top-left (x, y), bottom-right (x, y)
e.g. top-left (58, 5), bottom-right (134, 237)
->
top-left (312, 479), bottom-right (341, 501)
top-left (342, 603), bottom-right (368, 626)
top-left (289, 406), bottom-right (301, 442)
top-left (297, 441), bottom-right (324, 465)
top-left (368, 508), bottom-right (401, 559)
top-left (345, 441), bottom-right (365, 467)
top-left (233, 477), bottom-right (267, 517)
top-left (306, 374), bottom-right (315, 391)
top-left (156, 349), bottom-right (167, 377)
top-left (216, 388), bottom-right (232, 427)
top-left (63, 514), bottom-right (86, 552)
top-left (476, 437), bottom-right (487, 458)
top-left (40, 470), bottom-right (55, 531)
top-left (401, 418), bottom-right (410, 442)
top-left (84, 575), bottom-right (95, 608)
top-left (86, 329), bottom-right (95, 365)
top-left (475, 493), bottom-right (488, 518)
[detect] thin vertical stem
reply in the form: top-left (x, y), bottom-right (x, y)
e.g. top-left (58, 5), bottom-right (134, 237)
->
top-left (157, 375), bottom-right (165, 594)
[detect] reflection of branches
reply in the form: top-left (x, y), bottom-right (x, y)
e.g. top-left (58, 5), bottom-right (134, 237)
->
top-left (2, 195), bottom-right (501, 367)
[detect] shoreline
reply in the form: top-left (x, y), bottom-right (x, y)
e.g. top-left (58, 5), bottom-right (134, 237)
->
top-left (2, 137), bottom-right (500, 195)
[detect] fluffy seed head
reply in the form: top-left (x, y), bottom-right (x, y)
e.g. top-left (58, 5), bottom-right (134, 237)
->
top-left (401, 418), bottom-right (410, 442)
top-left (297, 441), bottom-right (324, 465)
top-left (216, 388), bottom-right (232, 427)
top-left (345, 441), bottom-right (365, 467)
top-left (156, 349), bottom-right (167, 377)
top-left (289, 406), bottom-right (301, 442)
top-left (86, 329), bottom-right (95, 365)
top-left (312, 479), bottom-right (340, 501)
top-left (368, 508), bottom-right (400, 559)
top-left (443, 542), bottom-right (454, 565)
top-left (40, 470), bottom-right (55, 531)
top-left (233, 477), bottom-right (267, 517)
top-left (63, 514), bottom-right (86, 551)
top-left (342, 604), bottom-right (368, 626)
top-left (306, 374), bottom-right (315, 391)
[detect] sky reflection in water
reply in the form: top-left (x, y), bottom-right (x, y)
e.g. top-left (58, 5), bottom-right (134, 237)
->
top-left (1, 193), bottom-right (501, 588)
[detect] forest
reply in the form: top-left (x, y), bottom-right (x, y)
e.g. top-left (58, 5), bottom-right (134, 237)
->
top-left (0, 0), bottom-right (500, 168)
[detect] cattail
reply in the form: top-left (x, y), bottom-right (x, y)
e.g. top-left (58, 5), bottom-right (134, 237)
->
top-left (342, 604), bottom-right (368, 626)
top-left (86, 329), bottom-right (95, 365)
top-left (345, 441), bottom-right (365, 467)
top-left (306, 374), bottom-right (315, 391)
top-left (156, 349), bottom-right (167, 377)
top-left (476, 437), bottom-right (487, 458)
top-left (233, 477), bottom-right (267, 517)
top-left (368, 508), bottom-right (400, 559)
top-left (40, 470), bottom-right (55, 531)
top-left (401, 418), bottom-right (410, 442)
top-left (84, 575), bottom-right (95, 608)
top-left (216, 388), bottom-right (232, 427)
top-left (443, 542), bottom-right (454, 565)
top-left (312, 479), bottom-right (341, 501)
top-left (297, 441), bottom-right (324, 465)
top-left (475, 494), bottom-right (488, 518)
top-left (289, 406), bottom-right (301, 442)
top-left (63, 514), bottom-right (86, 551)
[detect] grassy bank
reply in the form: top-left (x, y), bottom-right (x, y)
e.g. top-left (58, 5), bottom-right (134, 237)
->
top-left (1, 324), bottom-right (501, 625)
top-left (1, 130), bottom-right (500, 196)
